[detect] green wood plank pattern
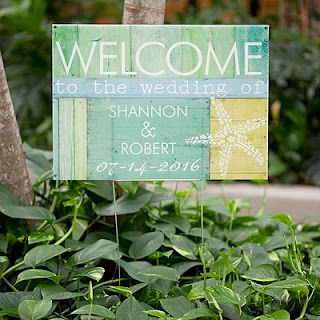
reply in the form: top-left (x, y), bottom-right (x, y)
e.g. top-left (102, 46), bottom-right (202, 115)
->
top-left (59, 98), bottom-right (74, 179)
top-left (74, 98), bottom-right (88, 179)
top-left (208, 26), bottom-right (236, 78)
top-left (87, 98), bottom-right (209, 180)
top-left (235, 25), bottom-right (269, 78)
top-left (53, 25), bottom-right (269, 79)
top-left (130, 25), bottom-right (182, 78)
top-left (182, 26), bottom-right (236, 78)
top-left (53, 25), bottom-right (269, 180)
top-left (78, 25), bottom-right (132, 78)
top-left (53, 25), bottom-right (79, 78)
top-left (53, 98), bottom-right (59, 179)
top-left (110, 98), bottom-right (209, 180)
top-left (87, 99), bottom-right (114, 179)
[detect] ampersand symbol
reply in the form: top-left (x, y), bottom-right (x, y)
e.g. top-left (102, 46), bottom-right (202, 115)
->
top-left (141, 121), bottom-right (156, 138)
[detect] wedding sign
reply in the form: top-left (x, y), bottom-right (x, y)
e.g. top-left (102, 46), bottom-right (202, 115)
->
top-left (52, 24), bottom-right (269, 180)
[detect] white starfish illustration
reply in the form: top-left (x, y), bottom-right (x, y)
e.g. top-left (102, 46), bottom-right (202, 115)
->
top-left (186, 98), bottom-right (267, 178)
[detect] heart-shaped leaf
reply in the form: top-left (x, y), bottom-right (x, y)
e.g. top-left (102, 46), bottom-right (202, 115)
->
top-left (18, 299), bottom-right (52, 320)
top-left (24, 245), bottom-right (67, 267)
top-left (116, 296), bottom-right (147, 320)
top-left (266, 277), bottom-right (309, 293)
top-left (120, 260), bottom-right (153, 283)
top-left (16, 269), bottom-right (57, 284)
top-left (72, 304), bottom-right (115, 318)
top-left (138, 266), bottom-right (180, 282)
top-left (272, 213), bottom-right (292, 227)
top-left (128, 232), bottom-right (164, 260)
top-left (0, 203), bottom-right (55, 221)
top-left (0, 292), bottom-right (31, 310)
top-left (144, 309), bottom-right (166, 318)
top-left (28, 230), bottom-right (55, 245)
top-left (207, 286), bottom-right (246, 307)
top-left (0, 184), bottom-right (24, 206)
top-left (164, 235), bottom-right (197, 260)
top-left (310, 258), bottom-right (320, 278)
top-left (160, 296), bottom-right (194, 318)
top-left (86, 180), bottom-right (113, 201)
top-left (96, 188), bottom-right (152, 216)
top-left (73, 267), bottom-right (105, 281)
top-left (271, 310), bottom-right (290, 320)
top-left (117, 181), bottom-right (139, 194)
top-left (70, 239), bottom-right (118, 265)
top-left (160, 214), bottom-right (191, 233)
top-left (182, 307), bottom-right (217, 319)
top-left (242, 264), bottom-right (279, 282)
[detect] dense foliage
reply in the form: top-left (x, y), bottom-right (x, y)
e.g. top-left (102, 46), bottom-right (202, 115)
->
top-left (0, 148), bottom-right (320, 319)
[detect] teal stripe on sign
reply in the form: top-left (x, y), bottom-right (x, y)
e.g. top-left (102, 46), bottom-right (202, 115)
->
top-left (236, 26), bottom-right (269, 78)
top-left (87, 98), bottom-right (114, 179)
top-left (59, 98), bottom-right (74, 179)
top-left (53, 98), bottom-right (59, 179)
top-left (87, 98), bottom-right (210, 180)
top-left (53, 78), bottom-right (268, 99)
top-left (74, 98), bottom-right (88, 180)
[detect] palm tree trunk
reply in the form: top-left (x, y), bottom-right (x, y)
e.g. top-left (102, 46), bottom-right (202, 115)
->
top-left (0, 52), bottom-right (34, 205)
top-left (122, 0), bottom-right (166, 24)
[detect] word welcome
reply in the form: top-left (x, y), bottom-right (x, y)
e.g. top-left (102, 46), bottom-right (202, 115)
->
top-left (55, 41), bottom-right (263, 77)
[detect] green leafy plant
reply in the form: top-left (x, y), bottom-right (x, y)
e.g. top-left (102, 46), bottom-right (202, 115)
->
top-left (1, 158), bottom-right (320, 319)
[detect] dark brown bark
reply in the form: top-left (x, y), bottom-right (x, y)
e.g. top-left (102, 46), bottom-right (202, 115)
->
top-left (311, 0), bottom-right (320, 37)
top-left (0, 52), bottom-right (34, 205)
top-left (279, 0), bottom-right (291, 29)
top-left (298, 0), bottom-right (313, 37)
top-left (122, 0), bottom-right (166, 24)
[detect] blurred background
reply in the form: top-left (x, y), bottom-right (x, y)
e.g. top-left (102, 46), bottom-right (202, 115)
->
top-left (0, 0), bottom-right (319, 185)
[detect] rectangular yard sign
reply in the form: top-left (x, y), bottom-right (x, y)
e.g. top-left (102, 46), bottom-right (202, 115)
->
top-left (52, 24), bottom-right (269, 180)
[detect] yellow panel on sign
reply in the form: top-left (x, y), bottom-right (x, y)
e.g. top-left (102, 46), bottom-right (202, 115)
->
top-left (209, 98), bottom-right (268, 180)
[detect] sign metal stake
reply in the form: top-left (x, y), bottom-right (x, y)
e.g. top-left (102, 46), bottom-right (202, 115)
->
top-left (201, 179), bottom-right (205, 245)
top-left (112, 180), bottom-right (121, 287)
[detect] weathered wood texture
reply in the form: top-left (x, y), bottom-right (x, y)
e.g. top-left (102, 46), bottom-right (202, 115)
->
top-left (122, 0), bottom-right (166, 24)
top-left (52, 25), bottom-right (269, 79)
top-left (74, 98), bottom-right (88, 179)
top-left (59, 98), bottom-right (74, 180)
top-left (52, 25), bottom-right (269, 180)
top-left (0, 52), bottom-right (34, 205)
top-left (209, 98), bottom-right (268, 180)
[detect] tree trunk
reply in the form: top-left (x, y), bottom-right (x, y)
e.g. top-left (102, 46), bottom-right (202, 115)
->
top-left (0, 52), bottom-right (34, 205)
top-left (311, 0), bottom-right (320, 38)
top-left (297, 0), bottom-right (313, 37)
top-left (279, 0), bottom-right (291, 29)
top-left (122, 0), bottom-right (166, 24)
